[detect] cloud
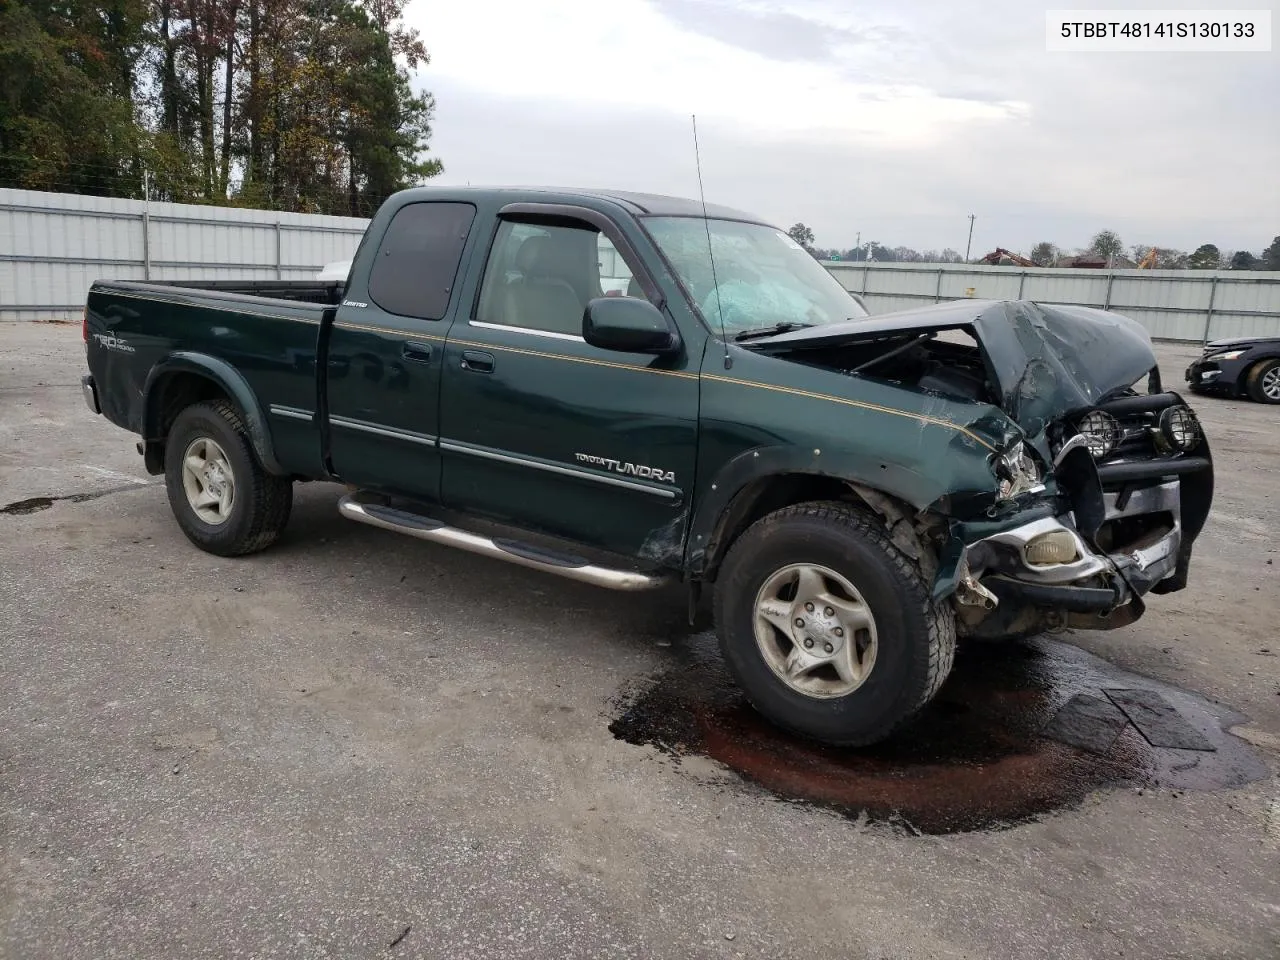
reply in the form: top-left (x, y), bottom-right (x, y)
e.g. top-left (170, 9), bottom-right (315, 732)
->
top-left (409, 0), bottom-right (1279, 253)
top-left (414, 0), bottom-right (1027, 146)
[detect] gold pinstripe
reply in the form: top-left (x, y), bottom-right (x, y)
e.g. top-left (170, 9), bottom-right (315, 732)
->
top-left (334, 321), bottom-right (447, 340)
top-left (447, 337), bottom-right (701, 380)
top-left (352, 327), bottom-right (990, 447)
top-left (98, 293), bottom-right (991, 449)
top-left (701, 373), bottom-right (997, 451)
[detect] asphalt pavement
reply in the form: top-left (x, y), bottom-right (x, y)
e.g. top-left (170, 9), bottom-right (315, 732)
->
top-left (1, 321), bottom-right (1277, 960)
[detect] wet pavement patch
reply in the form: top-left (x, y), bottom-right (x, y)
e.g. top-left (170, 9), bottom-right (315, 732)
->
top-left (609, 634), bottom-right (1268, 835)
top-left (0, 496), bottom-right (56, 515)
top-left (1041, 694), bottom-right (1129, 756)
top-left (0, 484), bottom-right (145, 516)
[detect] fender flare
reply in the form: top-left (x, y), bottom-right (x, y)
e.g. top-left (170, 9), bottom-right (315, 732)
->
top-left (684, 444), bottom-right (944, 578)
top-left (143, 352), bottom-right (285, 475)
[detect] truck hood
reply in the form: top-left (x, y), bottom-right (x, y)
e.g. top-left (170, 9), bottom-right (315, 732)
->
top-left (755, 299), bottom-right (1157, 433)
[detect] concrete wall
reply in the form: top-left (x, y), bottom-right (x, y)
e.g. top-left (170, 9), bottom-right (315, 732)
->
top-left (826, 261), bottom-right (1280, 343)
top-left (1, 188), bottom-right (368, 321)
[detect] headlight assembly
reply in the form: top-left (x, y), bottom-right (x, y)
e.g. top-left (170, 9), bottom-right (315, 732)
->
top-left (1205, 349), bottom-right (1245, 362)
top-left (1076, 410), bottom-right (1121, 459)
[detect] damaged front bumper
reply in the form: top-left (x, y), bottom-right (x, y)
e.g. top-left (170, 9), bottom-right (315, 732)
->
top-left (955, 480), bottom-right (1185, 633)
top-left (946, 394), bottom-right (1213, 637)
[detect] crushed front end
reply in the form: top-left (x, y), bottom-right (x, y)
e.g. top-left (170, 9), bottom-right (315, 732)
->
top-left (947, 389), bottom-right (1213, 638)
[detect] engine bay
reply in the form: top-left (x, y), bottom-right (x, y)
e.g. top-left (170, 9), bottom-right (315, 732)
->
top-left (769, 330), bottom-right (999, 405)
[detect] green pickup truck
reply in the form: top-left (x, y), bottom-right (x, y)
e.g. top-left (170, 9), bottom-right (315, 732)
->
top-left (81, 186), bottom-right (1213, 746)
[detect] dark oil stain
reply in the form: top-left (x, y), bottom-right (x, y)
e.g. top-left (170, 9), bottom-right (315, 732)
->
top-left (0, 496), bottom-right (55, 515)
top-left (609, 634), bottom-right (1267, 835)
top-left (0, 484), bottom-right (145, 516)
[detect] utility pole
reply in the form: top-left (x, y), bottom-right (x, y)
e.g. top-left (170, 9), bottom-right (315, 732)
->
top-left (964, 214), bottom-right (976, 262)
top-left (855, 231), bottom-right (861, 261)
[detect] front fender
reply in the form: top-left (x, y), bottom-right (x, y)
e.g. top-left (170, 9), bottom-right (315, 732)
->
top-left (143, 352), bottom-right (284, 475)
top-left (685, 443), bottom-right (982, 578)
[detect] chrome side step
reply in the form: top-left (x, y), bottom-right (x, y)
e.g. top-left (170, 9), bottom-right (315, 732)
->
top-left (338, 494), bottom-right (668, 592)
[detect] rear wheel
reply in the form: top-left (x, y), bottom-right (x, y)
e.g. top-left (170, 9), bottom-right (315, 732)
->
top-left (714, 501), bottom-right (955, 746)
top-left (163, 400), bottom-right (292, 556)
top-left (1245, 358), bottom-right (1280, 404)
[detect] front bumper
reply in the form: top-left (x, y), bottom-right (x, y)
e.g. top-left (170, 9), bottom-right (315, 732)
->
top-left (1186, 357), bottom-right (1246, 395)
top-left (958, 480), bottom-right (1182, 613)
top-left (946, 389), bottom-right (1212, 636)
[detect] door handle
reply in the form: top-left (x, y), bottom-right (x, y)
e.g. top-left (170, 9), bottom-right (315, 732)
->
top-left (461, 350), bottom-right (494, 373)
top-left (402, 341), bottom-right (433, 363)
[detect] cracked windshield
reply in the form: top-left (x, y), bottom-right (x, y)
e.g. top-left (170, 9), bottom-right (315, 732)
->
top-left (645, 216), bottom-right (870, 332)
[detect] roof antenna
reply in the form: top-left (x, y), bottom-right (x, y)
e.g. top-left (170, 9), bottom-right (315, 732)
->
top-left (692, 114), bottom-right (731, 370)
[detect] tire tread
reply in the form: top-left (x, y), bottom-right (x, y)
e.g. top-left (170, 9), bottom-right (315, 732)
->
top-left (1244, 358), bottom-right (1280, 404)
top-left (166, 399), bottom-right (292, 556)
top-left (716, 499), bottom-right (956, 746)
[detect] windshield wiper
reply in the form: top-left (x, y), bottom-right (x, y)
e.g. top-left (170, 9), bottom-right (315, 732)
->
top-left (732, 322), bottom-right (814, 342)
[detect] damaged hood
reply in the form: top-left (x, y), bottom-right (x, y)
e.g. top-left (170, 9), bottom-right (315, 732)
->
top-left (758, 299), bottom-right (1157, 433)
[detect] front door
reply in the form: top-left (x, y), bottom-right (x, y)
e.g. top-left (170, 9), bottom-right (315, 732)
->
top-left (325, 200), bottom-right (477, 500)
top-left (438, 212), bottom-right (700, 563)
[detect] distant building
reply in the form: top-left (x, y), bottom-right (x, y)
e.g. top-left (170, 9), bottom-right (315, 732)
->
top-left (1060, 253), bottom-right (1138, 269)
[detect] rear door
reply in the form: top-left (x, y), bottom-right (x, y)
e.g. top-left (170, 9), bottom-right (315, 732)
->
top-left (324, 201), bottom-right (477, 500)
top-left (437, 207), bottom-right (701, 562)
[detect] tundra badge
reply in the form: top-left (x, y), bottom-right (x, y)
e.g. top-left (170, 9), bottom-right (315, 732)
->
top-left (576, 453), bottom-right (676, 484)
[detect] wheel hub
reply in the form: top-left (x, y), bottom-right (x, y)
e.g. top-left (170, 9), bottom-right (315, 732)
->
top-left (752, 562), bottom-right (879, 699)
top-left (181, 436), bottom-right (236, 526)
top-left (1263, 367), bottom-right (1280, 400)
top-left (796, 602), bottom-right (845, 656)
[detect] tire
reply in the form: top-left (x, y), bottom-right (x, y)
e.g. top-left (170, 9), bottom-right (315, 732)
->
top-left (163, 399), bottom-right (292, 556)
top-left (713, 500), bottom-right (955, 746)
top-left (1244, 358), bottom-right (1280, 404)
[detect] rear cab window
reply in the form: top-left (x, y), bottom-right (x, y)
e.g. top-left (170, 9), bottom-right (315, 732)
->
top-left (367, 202), bottom-right (477, 320)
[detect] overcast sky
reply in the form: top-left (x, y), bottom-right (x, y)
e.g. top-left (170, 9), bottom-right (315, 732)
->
top-left (408, 0), bottom-right (1277, 256)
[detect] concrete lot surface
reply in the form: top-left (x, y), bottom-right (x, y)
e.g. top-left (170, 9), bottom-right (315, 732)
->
top-left (2, 321), bottom-right (1277, 959)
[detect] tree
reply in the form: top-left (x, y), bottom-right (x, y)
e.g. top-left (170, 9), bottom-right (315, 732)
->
top-left (787, 223), bottom-right (815, 249)
top-left (1088, 229), bottom-right (1124, 261)
top-left (1188, 243), bottom-right (1221, 270)
top-left (1155, 248), bottom-right (1188, 269)
top-left (1030, 241), bottom-right (1057, 266)
top-left (0, 0), bottom-right (150, 195)
top-left (1, 0), bottom-right (443, 214)
top-left (1263, 236), bottom-right (1280, 271)
top-left (1230, 251), bottom-right (1258, 269)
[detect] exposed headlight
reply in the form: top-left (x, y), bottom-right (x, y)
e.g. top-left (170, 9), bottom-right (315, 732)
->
top-left (1206, 349), bottom-right (1245, 361)
top-left (1158, 404), bottom-right (1200, 452)
top-left (1076, 410), bottom-right (1121, 459)
top-left (994, 441), bottom-right (1044, 500)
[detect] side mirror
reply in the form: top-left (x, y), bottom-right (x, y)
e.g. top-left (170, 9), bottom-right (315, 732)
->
top-left (583, 297), bottom-right (679, 354)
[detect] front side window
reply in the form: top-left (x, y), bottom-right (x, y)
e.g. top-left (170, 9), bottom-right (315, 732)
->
top-left (644, 217), bottom-right (868, 333)
top-left (476, 219), bottom-right (651, 337)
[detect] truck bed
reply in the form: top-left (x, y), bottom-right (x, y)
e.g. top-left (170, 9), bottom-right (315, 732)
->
top-left (152, 279), bottom-right (345, 305)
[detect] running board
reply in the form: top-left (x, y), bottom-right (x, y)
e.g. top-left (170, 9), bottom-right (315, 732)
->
top-left (338, 494), bottom-right (668, 592)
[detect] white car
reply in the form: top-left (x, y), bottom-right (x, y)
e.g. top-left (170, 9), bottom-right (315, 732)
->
top-left (317, 259), bottom-right (352, 281)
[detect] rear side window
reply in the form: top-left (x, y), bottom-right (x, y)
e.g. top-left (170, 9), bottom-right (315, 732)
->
top-left (368, 202), bottom-right (476, 320)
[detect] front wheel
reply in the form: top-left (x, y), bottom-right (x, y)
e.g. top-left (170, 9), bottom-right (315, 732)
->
top-left (163, 399), bottom-right (293, 556)
top-left (1245, 358), bottom-right (1280, 404)
top-left (714, 501), bottom-right (955, 746)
